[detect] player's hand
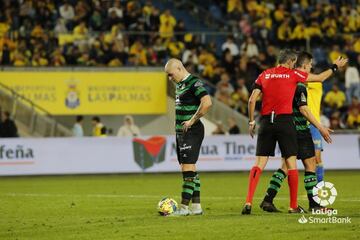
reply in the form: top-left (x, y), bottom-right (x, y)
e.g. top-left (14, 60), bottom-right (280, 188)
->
top-left (182, 120), bottom-right (193, 132)
top-left (333, 56), bottom-right (348, 68)
top-left (249, 121), bottom-right (256, 138)
top-left (319, 126), bottom-right (334, 144)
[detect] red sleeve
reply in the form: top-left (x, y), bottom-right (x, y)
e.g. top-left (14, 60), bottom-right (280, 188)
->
top-left (255, 71), bottom-right (265, 86)
top-left (292, 69), bottom-right (308, 83)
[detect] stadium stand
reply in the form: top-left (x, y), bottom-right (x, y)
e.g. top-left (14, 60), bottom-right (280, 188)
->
top-left (0, 0), bottom-right (359, 129)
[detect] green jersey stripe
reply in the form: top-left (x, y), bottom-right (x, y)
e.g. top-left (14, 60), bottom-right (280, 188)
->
top-left (175, 105), bottom-right (199, 111)
top-left (176, 114), bottom-right (193, 121)
top-left (195, 88), bottom-right (207, 96)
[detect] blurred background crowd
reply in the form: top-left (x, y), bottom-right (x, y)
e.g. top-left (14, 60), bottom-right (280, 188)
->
top-left (0, 0), bottom-right (359, 130)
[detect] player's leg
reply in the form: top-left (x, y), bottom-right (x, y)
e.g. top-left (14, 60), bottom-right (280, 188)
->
top-left (298, 131), bottom-right (320, 210)
top-left (302, 157), bottom-right (320, 210)
top-left (190, 122), bottom-right (205, 215)
top-left (310, 124), bottom-right (324, 181)
top-left (242, 118), bottom-right (275, 215)
top-left (276, 117), bottom-right (304, 213)
top-left (173, 132), bottom-right (194, 216)
top-left (315, 150), bottom-right (324, 181)
top-left (261, 159), bottom-right (287, 212)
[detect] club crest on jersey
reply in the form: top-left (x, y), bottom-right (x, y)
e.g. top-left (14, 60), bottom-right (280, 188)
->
top-left (194, 80), bottom-right (203, 87)
top-left (301, 92), bottom-right (307, 102)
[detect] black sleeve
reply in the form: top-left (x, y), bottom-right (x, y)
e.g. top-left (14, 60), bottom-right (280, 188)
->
top-left (252, 82), bottom-right (262, 91)
top-left (294, 85), bottom-right (308, 108)
top-left (192, 79), bottom-right (209, 100)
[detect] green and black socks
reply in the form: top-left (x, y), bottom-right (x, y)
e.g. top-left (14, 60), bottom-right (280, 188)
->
top-left (264, 168), bottom-right (286, 203)
top-left (181, 171), bottom-right (196, 205)
top-left (304, 171), bottom-right (319, 208)
top-left (192, 173), bottom-right (201, 204)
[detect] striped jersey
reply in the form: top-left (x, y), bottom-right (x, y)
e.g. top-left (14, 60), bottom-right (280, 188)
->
top-left (307, 82), bottom-right (322, 122)
top-left (293, 83), bottom-right (309, 133)
top-left (175, 74), bottom-right (208, 132)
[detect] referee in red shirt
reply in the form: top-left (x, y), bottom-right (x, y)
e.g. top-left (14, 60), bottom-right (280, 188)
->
top-left (242, 49), bottom-right (348, 214)
top-left (242, 49), bottom-right (309, 214)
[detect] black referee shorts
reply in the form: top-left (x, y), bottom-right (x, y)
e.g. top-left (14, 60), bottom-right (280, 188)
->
top-left (296, 131), bottom-right (315, 161)
top-left (256, 115), bottom-right (298, 159)
top-left (176, 121), bottom-right (204, 164)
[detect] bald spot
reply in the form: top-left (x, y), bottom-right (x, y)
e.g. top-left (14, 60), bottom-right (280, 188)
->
top-left (164, 58), bottom-right (184, 72)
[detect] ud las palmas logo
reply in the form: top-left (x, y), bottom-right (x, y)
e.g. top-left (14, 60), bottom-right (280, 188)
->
top-left (65, 79), bottom-right (80, 109)
top-left (132, 136), bottom-right (166, 170)
top-left (298, 181), bottom-right (351, 224)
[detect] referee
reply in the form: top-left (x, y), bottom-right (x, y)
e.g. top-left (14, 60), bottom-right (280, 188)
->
top-left (164, 58), bottom-right (212, 216)
top-left (243, 49), bottom-right (309, 214)
top-left (243, 49), bottom-right (348, 214)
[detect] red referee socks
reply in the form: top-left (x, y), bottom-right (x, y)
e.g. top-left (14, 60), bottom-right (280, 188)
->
top-left (288, 169), bottom-right (299, 209)
top-left (245, 166), bottom-right (262, 204)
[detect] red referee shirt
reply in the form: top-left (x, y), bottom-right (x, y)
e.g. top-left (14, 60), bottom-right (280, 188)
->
top-left (255, 66), bottom-right (308, 115)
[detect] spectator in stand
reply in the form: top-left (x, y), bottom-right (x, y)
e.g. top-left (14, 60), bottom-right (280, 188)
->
top-left (347, 108), bottom-right (360, 129)
top-left (228, 117), bottom-right (240, 134)
top-left (72, 115), bottom-right (84, 137)
top-left (0, 111), bottom-right (18, 138)
top-left (240, 37), bottom-right (259, 58)
top-left (59, 1), bottom-right (75, 29)
top-left (159, 9), bottom-right (176, 39)
top-left (216, 72), bottom-right (234, 95)
top-left (108, 0), bottom-right (124, 20)
top-left (231, 77), bottom-right (249, 114)
top-left (92, 116), bottom-right (105, 137)
top-left (324, 84), bottom-right (346, 113)
top-left (221, 36), bottom-right (239, 57)
top-left (117, 115), bottom-right (141, 137)
top-left (345, 63), bottom-right (360, 103)
top-left (329, 111), bottom-right (344, 130)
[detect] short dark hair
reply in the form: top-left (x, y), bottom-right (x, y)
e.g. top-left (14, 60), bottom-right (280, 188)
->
top-left (278, 49), bottom-right (297, 64)
top-left (4, 111), bottom-right (10, 118)
top-left (295, 51), bottom-right (313, 68)
top-left (76, 115), bottom-right (83, 122)
top-left (92, 116), bottom-right (100, 122)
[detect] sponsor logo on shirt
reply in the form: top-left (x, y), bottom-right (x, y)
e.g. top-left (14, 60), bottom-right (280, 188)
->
top-left (265, 74), bottom-right (290, 79)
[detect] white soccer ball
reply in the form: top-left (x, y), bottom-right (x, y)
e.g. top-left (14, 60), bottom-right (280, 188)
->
top-left (158, 197), bottom-right (178, 216)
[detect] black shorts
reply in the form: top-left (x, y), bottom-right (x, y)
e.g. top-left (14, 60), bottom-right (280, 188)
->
top-left (176, 121), bottom-right (204, 164)
top-left (296, 131), bottom-right (315, 161)
top-left (256, 115), bottom-right (298, 158)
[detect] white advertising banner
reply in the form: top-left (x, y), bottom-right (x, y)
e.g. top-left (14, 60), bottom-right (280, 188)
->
top-left (0, 135), bottom-right (359, 176)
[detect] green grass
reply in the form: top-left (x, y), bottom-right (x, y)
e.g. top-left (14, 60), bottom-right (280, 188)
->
top-left (0, 171), bottom-right (359, 240)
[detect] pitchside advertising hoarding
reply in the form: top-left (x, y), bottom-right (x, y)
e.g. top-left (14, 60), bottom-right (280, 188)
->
top-left (0, 135), bottom-right (359, 176)
top-left (0, 72), bottom-right (166, 114)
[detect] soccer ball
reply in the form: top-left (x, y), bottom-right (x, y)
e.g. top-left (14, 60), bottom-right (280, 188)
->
top-left (158, 197), bottom-right (178, 216)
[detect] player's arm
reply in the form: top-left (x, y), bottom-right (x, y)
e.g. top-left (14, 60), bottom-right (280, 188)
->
top-left (306, 56), bottom-right (348, 82)
top-left (299, 105), bottom-right (333, 144)
top-left (248, 88), bottom-right (261, 138)
top-left (182, 95), bottom-right (212, 132)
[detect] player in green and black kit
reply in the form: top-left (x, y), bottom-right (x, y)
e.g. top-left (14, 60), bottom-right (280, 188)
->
top-left (164, 58), bottom-right (212, 216)
top-left (260, 52), bottom-right (333, 212)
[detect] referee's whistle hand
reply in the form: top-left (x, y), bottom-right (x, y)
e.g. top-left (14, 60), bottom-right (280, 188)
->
top-left (249, 125), bottom-right (256, 138)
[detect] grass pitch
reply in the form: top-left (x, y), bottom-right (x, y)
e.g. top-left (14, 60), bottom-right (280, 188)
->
top-left (0, 171), bottom-right (359, 240)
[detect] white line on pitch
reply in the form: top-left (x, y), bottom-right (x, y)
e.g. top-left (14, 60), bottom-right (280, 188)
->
top-left (2, 193), bottom-right (360, 202)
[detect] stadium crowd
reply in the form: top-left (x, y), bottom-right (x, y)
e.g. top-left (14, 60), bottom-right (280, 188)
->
top-left (0, 0), bottom-right (359, 129)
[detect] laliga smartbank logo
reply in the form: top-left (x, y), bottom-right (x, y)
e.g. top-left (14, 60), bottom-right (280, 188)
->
top-left (312, 181), bottom-right (337, 206)
top-left (298, 181), bottom-right (351, 224)
top-left (132, 136), bottom-right (166, 170)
